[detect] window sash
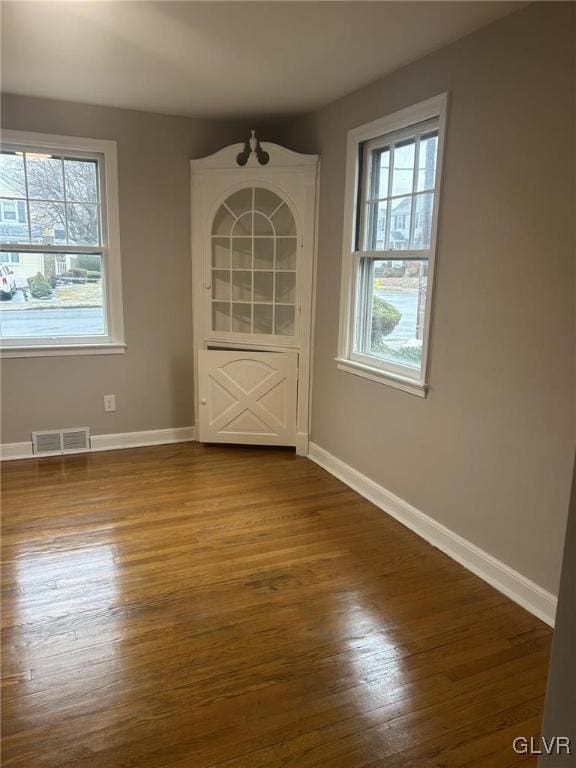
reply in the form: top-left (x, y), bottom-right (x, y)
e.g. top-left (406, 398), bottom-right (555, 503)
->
top-left (0, 247), bottom-right (110, 345)
top-left (358, 118), bottom-right (439, 256)
top-left (349, 251), bottom-right (429, 382)
top-left (0, 145), bottom-right (105, 249)
top-left (352, 248), bottom-right (432, 261)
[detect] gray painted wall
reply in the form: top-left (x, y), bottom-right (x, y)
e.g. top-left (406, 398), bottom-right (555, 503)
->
top-left (0, 95), bottom-right (250, 443)
top-left (278, 3), bottom-right (575, 594)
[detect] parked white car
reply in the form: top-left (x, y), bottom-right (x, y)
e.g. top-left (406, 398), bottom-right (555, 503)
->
top-left (0, 265), bottom-right (17, 299)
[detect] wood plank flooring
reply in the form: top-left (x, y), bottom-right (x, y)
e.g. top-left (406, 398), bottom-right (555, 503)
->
top-left (1, 443), bottom-right (551, 767)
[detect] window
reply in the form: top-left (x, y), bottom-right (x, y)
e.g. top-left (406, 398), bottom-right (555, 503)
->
top-left (0, 130), bottom-right (124, 357)
top-left (337, 95), bottom-right (447, 396)
top-left (0, 253), bottom-right (21, 264)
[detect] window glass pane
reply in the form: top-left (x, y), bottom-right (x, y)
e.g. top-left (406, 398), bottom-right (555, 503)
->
top-left (253, 212), bottom-right (273, 236)
top-left (0, 252), bottom-right (106, 338)
top-left (232, 303), bottom-right (251, 333)
top-left (254, 188), bottom-right (282, 217)
top-left (212, 237), bottom-right (230, 268)
top-left (225, 188), bottom-right (253, 217)
top-left (212, 205), bottom-right (234, 236)
top-left (372, 147), bottom-right (390, 198)
top-left (271, 204), bottom-right (295, 235)
top-left (254, 271), bottom-right (273, 303)
top-left (233, 212), bottom-right (252, 236)
top-left (253, 238), bottom-right (274, 269)
top-left (391, 139), bottom-right (415, 198)
top-left (412, 193), bottom-right (434, 249)
top-left (359, 258), bottom-right (428, 371)
top-left (67, 203), bottom-right (100, 246)
top-left (388, 197), bottom-right (412, 250)
top-left (232, 238), bottom-right (252, 269)
top-left (417, 131), bottom-right (438, 192)
top-left (212, 270), bottom-right (230, 301)
top-left (365, 201), bottom-right (387, 250)
top-left (212, 302), bottom-right (230, 332)
top-left (275, 305), bottom-right (295, 336)
top-left (29, 201), bottom-right (67, 245)
top-left (276, 238), bottom-right (297, 270)
top-left (64, 159), bottom-right (98, 203)
top-left (275, 272), bottom-right (295, 304)
top-left (253, 304), bottom-right (273, 334)
top-left (0, 152), bottom-right (26, 197)
top-left (26, 154), bottom-right (64, 200)
top-left (232, 271), bottom-right (252, 301)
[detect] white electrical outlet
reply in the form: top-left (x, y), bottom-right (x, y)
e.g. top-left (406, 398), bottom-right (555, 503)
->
top-left (103, 394), bottom-right (116, 412)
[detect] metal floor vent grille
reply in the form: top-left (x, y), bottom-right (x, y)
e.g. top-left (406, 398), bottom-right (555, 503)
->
top-left (32, 428), bottom-right (91, 456)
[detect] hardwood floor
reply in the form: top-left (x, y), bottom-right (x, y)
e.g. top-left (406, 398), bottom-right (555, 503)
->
top-left (1, 443), bottom-right (551, 767)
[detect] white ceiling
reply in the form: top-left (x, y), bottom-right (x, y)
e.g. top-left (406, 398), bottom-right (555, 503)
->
top-left (1, 1), bottom-right (522, 120)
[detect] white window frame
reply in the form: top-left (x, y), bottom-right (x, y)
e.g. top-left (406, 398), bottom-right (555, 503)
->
top-left (0, 130), bottom-right (125, 358)
top-left (336, 94), bottom-right (448, 397)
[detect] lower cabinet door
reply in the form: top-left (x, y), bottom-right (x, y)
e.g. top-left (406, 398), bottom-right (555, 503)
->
top-left (198, 350), bottom-right (298, 446)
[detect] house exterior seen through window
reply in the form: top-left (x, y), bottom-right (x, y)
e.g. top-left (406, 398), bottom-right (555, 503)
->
top-left (337, 96), bottom-right (447, 395)
top-left (0, 131), bottom-right (124, 356)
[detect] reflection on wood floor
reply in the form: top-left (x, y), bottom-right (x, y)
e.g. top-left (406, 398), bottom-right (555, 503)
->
top-left (2, 443), bottom-right (551, 767)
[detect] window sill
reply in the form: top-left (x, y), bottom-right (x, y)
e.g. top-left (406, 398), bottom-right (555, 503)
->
top-left (1, 343), bottom-right (127, 359)
top-left (335, 357), bottom-right (428, 398)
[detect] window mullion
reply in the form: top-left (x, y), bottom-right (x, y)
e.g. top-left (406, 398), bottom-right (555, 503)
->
top-left (354, 248), bottom-right (430, 261)
top-left (365, 259), bottom-right (376, 353)
top-left (407, 136), bottom-right (420, 250)
top-left (383, 144), bottom-right (394, 250)
top-left (354, 256), bottom-right (373, 355)
top-left (0, 243), bottom-right (105, 255)
top-left (358, 143), bottom-right (372, 251)
top-left (61, 157), bottom-right (70, 245)
top-left (22, 152), bottom-right (32, 242)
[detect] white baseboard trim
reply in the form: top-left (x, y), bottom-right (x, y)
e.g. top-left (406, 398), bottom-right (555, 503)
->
top-left (308, 442), bottom-right (557, 627)
top-left (0, 441), bottom-right (34, 461)
top-left (1, 427), bottom-right (196, 461)
top-left (91, 427), bottom-right (195, 452)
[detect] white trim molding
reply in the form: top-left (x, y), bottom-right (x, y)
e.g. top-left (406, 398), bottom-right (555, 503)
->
top-left (1, 426), bottom-right (195, 461)
top-left (1, 343), bottom-right (126, 359)
top-left (91, 427), bottom-right (195, 452)
top-left (336, 93), bottom-right (449, 394)
top-left (0, 441), bottom-right (34, 461)
top-left (335, 358), bottom-right (427, 398)
top-left (308, 442), bottom-right (557, 627)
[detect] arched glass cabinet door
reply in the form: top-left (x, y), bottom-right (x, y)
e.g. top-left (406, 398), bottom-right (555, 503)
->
top-left (210, 187), bottom-right (298, 338)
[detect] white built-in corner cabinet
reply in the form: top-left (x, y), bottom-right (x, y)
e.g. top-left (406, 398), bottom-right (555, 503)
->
top-left (191, 133), bottom-right (319, 455)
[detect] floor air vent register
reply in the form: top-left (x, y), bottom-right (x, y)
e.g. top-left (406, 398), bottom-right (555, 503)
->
top-left (32, 428), bottom-right (91, 456)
